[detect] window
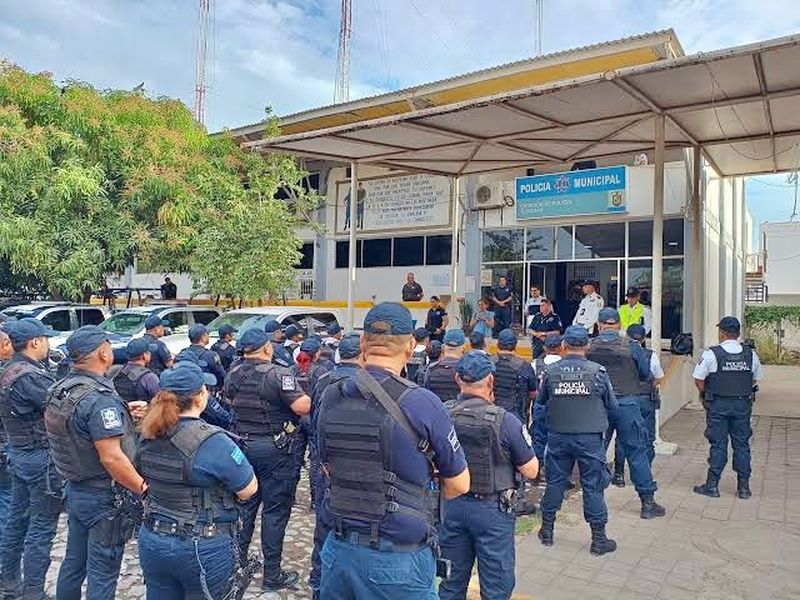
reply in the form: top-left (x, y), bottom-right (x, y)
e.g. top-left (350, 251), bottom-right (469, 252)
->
top-left (296, 243), bottom-right (314, 269)
top-left (41, 310), bottom-right (72, 332)
top-left (393, 237), bottom-right (425, 267)
top-left (574, 223), bottom-right (625, 259)
top-left (192, 310), bottom-right (220, 325)
top-left (363, 238), bottom-right (392, 267)
top-left (77, 308), bottom-right (105, 326)
top-left (628, 220), bottom-right (653, 256)
top-left (482, 230), bottom-right (524, 262)
top-left (163, 311), bottom-right (189, 334)
top-left (526, 227), bottom-right (555, 260)
top-left (335, 240), bottom-right (363, 268)
top-left (664, 218), bottom-right (685, 256)
top-left (556, 226), bottom-right (573, 260)
top-left (426, 235), bottom-right (452, 266)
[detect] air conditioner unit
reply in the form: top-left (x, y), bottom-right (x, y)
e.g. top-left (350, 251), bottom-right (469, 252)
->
top-left (471, 181), bottom-right (513, 210)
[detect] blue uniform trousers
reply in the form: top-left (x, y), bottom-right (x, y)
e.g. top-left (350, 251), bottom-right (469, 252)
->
top-left (606, 397), bottom-right (657, 495)
top-left (439, 495), bottom-right (516, 600)
top-left (705, 397), bottom-right (753, 480)
top-left (531, 403), bottom-right (548, 462)
top-left (57, 483), bottom-right (126, 600)
top-left (319, 532), bottom-right (437, 599)
top-left (610, 394), bottom-right (657, 471)
top-left (239, 437), bottom-right (302, 574)
top-left (541, 432), bottom-right (609, 525)
top-left (138, 525), bottom-right (235, 599)
top-left (0, 448), bottom-right (62, 597)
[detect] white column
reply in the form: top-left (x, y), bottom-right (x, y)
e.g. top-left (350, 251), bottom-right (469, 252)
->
top-left (449, 177), bottom-right (461, 325)
top-left (346, 162), bottom-right (358, 331)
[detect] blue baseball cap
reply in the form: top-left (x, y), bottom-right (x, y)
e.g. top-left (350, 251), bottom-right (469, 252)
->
top-left (188, 324), bottom-right (208, 343)
top-left (159, 362), bottom-right (216, 395)
top-left (284, 324), bottom-right (302, 339)
top-left (218, 324), bottom-right (236, 337)
top-left (300, 338), bottom-right (321, 354)
top-left (126, 337), bottom-right (156, 359)
top-left (363, 302), bottom-right (414, 336)
top-left (497, 329), bottom-right (517, 350)
top-left (563, 325), bottom-right (590, 347)
top-left (443, 329), bottom-right (466, 347)
top-left (66, 325), bottom-right (110, 360)
top-left (544, 334), bottom-right (562, 349)
top-left (338, 334), bottom-right (361, 360)
top-left (413, 327), bottom-right (430, 342)
top-left (326, 322), bottom-right (342, 336)
top-left (263, 320), bottom-right (282, 334)
top-left (718, 316), bottom-right (741, 334)
top-left (598, 307), bottom-right (620, 324)
top-left (238, 328), bottom-right (270, 353)
top-left (456, 351), bottom-right (496, 383)
top-left (469, 330), bottom-right (485, 347)
top-left (627, 324), bottom-right (647, 341)
top-left (5, 318), bottom-right (57, 344)
top-left (144, 314), bottom-right (169, 330)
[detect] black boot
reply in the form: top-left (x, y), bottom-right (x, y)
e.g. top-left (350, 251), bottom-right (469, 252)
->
top-left (589, 523), bottom-right (617, 556)
top-left (611, 471), bottom-right (626, 487)
top-left (737, 477), bottom-right (752, 500)
top-left (262, 570), bottom-right (300, 591)
top-left (693, 473), bottom-right (720, 498)
top-left (640, 494), bottom-right (666, 519)
top-left (538, 515), bottom-right (555, 547)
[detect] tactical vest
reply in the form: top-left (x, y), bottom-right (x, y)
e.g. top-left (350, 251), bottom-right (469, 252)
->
top-left (45, 375), bottom-right (138, 483)
top-left (445, 397), bottom-right (516, 495)
top-left (587, 336), bottom-right (641, 398)
top-left (707, 345), bottom-right (754, 399)
top-left (0, 358), bottom-right (52, 449)
top-left (112, 363), bottom-right (152, 403)
top-left (226, 360), bottom-right (293, 438)
top-left (423, 358), bottom-right (460, 403)
top-left (491, 354), bottom-right (526, 421)
top-left (139, 420), bottom-right (236, 529)
top-left (406, 348), bottom-right (428, 382)
top-left (320, 373), bottom-right (438, 542)
top-left (544, 360), bottom-right (608, 434)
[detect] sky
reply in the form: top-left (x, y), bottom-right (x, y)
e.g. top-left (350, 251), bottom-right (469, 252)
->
top-left (1, 0), bottom-right (799, 237)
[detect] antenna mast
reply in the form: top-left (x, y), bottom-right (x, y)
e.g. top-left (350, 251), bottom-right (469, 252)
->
top-left (334, 0), bottom-right (353, 103)
top-left (194, 0), bottom-right (211, 124)
top-left (534, 0), bottom-right (544, 56)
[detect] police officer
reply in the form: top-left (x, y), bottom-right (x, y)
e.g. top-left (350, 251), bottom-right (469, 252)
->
top-left (45, 325), bottom-right (145, 600)
top-left (421, 329), bottom-right (465, 403)
top-left (406, 327), bottom-right (430, 382)
top-left (223, 328), bottom-right (311, 591)
top-left (573, 281), bottom-right (604, 334)
top-left (316, 302), bottom-right (469, 597)
top-left (587, 308), bottom-right (666, 520)
top-left (264, 320), bottom-right (294, 367)
top-left (619, 287), bottom-right (652, 335)
top-left (469, 330), bottom-right (487, 353)
top-left (308, 334), bottom-right (361, 599)
top-left (440, 352), bottom-right (539, 600)
top-left (112, 337), bottom-right (160, 404)
top-left (532, 334), bottom-right (563, 464)
top-left (693, 316), bottom-right (762, 500)
top-left (537, 326), bottom-right (617, 555)
top-left (284, 324), bottom-right (303, 362)
top-left (141, 314), bottom-right (174, 374)
top-left (182, 324), bottom-right (227, 387)
top-left (529, 297), bottom-right (563, 358)
top-left (210, 324), bottom-right (237, 372)
top-left (0, 318), bottom-right (62, 600)
top-left (137, 362), bottom-right (258, 598)
top-left (491, 329), bottom-right (537, 427)
top-left (321, 322), bottom-right (342, 367)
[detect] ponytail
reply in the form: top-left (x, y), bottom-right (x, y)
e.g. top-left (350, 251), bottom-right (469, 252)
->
top-left (140, 390), bottom-right (195, 439)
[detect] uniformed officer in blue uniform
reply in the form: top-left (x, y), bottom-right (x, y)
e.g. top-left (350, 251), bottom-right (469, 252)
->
top-left (421, 329), bottom-right (466, 403)
top-left (491, 329), bottom-right (537, 427)
top-left (317, 302), bottom-right (470, 598)
top-left (223, 328), bottom-right (311, 591)
top-left (111, 337), bottom-right (160, 404)
top-left (308, 334), bottom-right (361, 599)
top-left (440, 352), bottom-right (539, 600)
top-left (182, 324), bottom-right (227, 387)
top-left (587, 308), bottom-right (666, 520)
top-left (141, 314), bottom-right (173, 374)
top-left (137, 361), bottom-right (258, 598)
top-left (692, 316), bottom-right (762, 500)
top-left (45, 326), bottom-right (146, 600)
top-left (210, 324), bottom-right (237, 372)
top-left (0, 318), bottom-right (13, 549)
top-left (536, 326), bottom-right (618, 555)
top-left (264, 320), bottom-right (294, 367)
top-left (0, 318), bottom-right (62, 600)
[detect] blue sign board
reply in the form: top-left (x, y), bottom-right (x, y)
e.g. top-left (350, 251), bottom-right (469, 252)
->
top-left (515, 166), bottom-right (628, 220)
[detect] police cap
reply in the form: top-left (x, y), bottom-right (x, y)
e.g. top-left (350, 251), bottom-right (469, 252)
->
top-left (456, 351), bottom-right (496, 383)
top-left (126, 337), bottom-right (156, 359)
top-left (497, 328), bottom-right (517, 350)
top-left (563, 325), bottom-right (589, 347)
top-left (5, 317), bottom-right (57, 344)
top-left (627, 324), bottom-right (647, 341)
top-left (598, 307), bottom-right (620, 324)
top-left (66, 325), bottom-right (110, 360)
top-left (443, 329), bottom-right (466, 347)
top-left (717, 316), bottom-right (741, 335)
top-left (363, 302), bottom-right (414, 336)
top-left (144, 314), bottom-right (169, 330)
top-left (413, 327), bottom-right (430, 342)
top-left (338, 334), bottom-right (361, 359)
top-left (159, 362), bottom-right (216, 396)
top-left (238, 328), bottom-right (270, 353)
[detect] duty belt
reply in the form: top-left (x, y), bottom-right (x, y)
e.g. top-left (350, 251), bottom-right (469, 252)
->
top-left (144, 517), bottom-right (238, 539)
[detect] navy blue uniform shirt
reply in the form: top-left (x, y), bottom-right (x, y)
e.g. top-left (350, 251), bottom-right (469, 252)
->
top-left (536, 354), bottom-right (618, 412)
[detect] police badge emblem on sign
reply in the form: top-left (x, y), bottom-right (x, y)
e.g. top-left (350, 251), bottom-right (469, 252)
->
top-left (281, 376), bottom-right (296, 391)
top-left (101, 408), bottom-right (121, 430)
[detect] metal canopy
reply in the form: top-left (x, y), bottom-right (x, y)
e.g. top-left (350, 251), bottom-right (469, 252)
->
top-left (246, 33), bottom-right (800, 178)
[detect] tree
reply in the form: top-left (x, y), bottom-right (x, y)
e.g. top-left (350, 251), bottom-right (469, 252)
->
top-left (0, 62), bottom-right (316, 301)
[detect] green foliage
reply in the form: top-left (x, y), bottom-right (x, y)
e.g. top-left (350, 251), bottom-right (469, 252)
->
top-left (0, 64), bottom-right (316, 301)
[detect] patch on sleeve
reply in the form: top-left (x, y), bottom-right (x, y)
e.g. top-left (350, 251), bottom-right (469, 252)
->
top-left (447, 427), bottom-right (461, 452)
top-left (281, 375), bottom-right (297, 391)
top-left (100, 408), bottom-right (121, 430)
top-left (230, 446), bottom-right (245, 465)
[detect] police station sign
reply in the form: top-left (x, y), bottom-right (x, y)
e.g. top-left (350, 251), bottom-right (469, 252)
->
top-left (515, 166), bottom-right (628, 220)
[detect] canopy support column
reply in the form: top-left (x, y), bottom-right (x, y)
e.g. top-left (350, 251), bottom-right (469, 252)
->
top-left (450, 177), bottom-right (461, 324)
top-left (346, 162), bottom-right (358, 331)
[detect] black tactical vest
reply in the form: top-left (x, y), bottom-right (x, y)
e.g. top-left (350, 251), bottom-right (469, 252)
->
top-left (45, 374), bottom-right (138, 483)
top-left (139, 419), bottom-right (236, 529)
top-left (587, 336), bottom-right (641, 398)
top-left (423, 357), bottom-right (460, 402)
top-left (491, 353), bottom-right (527, 421)
top-left (226, 360), bottom-right (294, 439)
top-left (445, 397), bottom-right (516, 495)
top-left (544, 360), bottom-right (608, 434)
top-left (0, 357), bottom-right (53, 449)
top-left (112, 363), bottom-right (152, 403)
top-left (707, 345), bottom-right (754, 399)
top-left (319, 372), bottom-right (438, 541)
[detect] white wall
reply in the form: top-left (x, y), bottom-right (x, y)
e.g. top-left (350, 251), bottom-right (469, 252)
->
top-left (763, 221), bottom-right (800, 296)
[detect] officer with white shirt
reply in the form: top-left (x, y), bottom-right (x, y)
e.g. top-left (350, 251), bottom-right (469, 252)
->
top-left (572, 281), bottom-right (604, 335)
top-left (692, 317), bottom-right (762, 500)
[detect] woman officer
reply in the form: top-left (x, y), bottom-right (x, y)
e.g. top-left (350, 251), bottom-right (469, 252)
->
top-left (137, 361), bottom-right (258, 599)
